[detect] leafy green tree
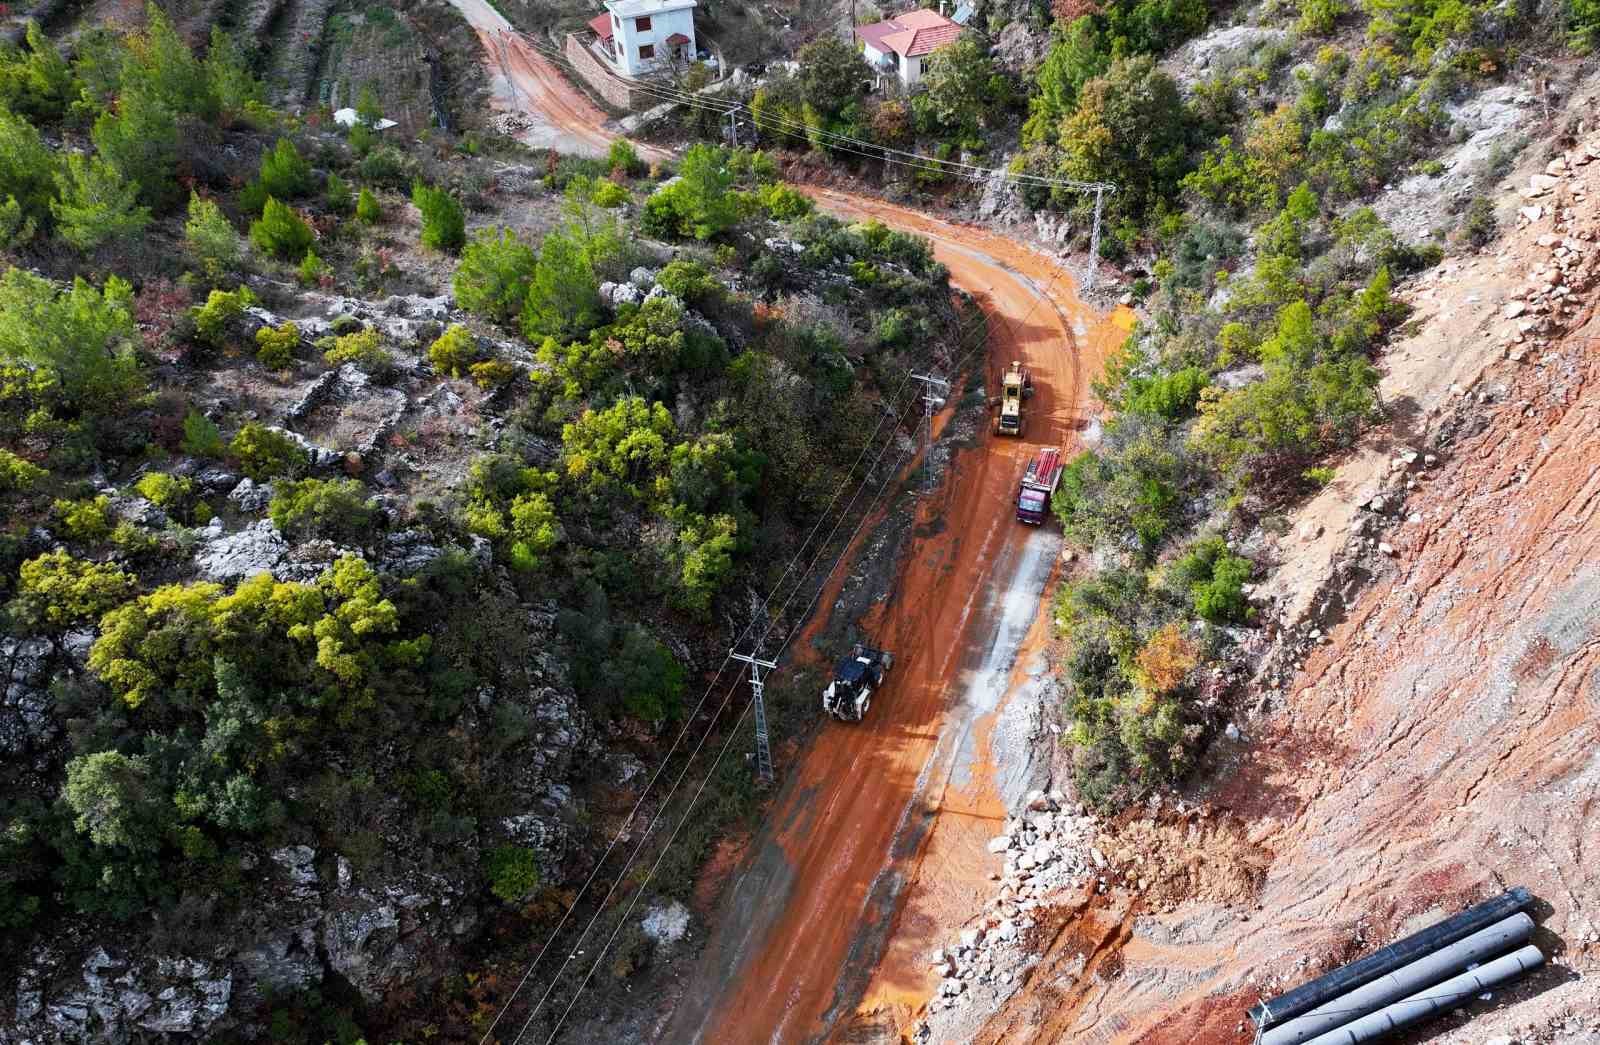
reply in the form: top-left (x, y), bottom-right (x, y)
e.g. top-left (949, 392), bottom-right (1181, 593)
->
top-left (53, 495), bottom-right (115, 541)
top-left (90, 85), bottom-right (182, 211)
top-left (454, 226), bottom-right (537, 323)
top-left (641, 144), bottom-right (740, 240)
top-left (612, 626), bottom-right (685, 719)
top-left (796, 36), bottom-right (867, 121)
top-left (181, 411), bottom-right (225, 457)
top-left (1056, 56), bottom-right (1190, 222)
top-left (522, 229), bottom-right (602, 340)
top-left (608, 138), bottom-right (646, 177)
top-left (674, 512), bottom-right (738, 614)
top-left (0, 268), bottom-right (140, 411)
top-left (0, 21), bottom-right (78, 123)
top-left (184, 192), bottom-right (244, 283)
top-left (0, 107), bottom-right (57, 233)
top-left (297, 250), bottom-right (327, 287)
top-left (1024, 17), bottom-right (1109, 146)
top-left (230, 422), bottom-right (305, 480)
top-left (64, 751), bottom-right (167, 853)
top-left (506, 492), bottom-right (561, 571)
top-left (202, 26), bottom-right (263, 124)
top-left (249, 197), bottom-right (314, 260)
top-left (561, 396), bottom-right (675, 497)
top-left (51, 152), bottom-right (152, 251)
top-left (921, 35), bottom-right (998, 133)
top-left (1168, 536), bottom-right (1254, 623)
top-left (10, 551), bottom-right (134, 629)
top-left (411, 181), bottom-right (465, 252)
top-left (269, 478), bottom-right (378, 542)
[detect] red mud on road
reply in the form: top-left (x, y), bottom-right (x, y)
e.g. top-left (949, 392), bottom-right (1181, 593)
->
top-left (663, 190), bottom-right (1125, 1044)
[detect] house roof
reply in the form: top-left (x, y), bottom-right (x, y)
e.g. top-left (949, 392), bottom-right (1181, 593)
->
top-left (588, 13), bottom-right (614, 39)
top-left (854, 8), bottom-right (962, 58)
top-left (604, 0), bottom-right (696, 18)
top-left (665, 31), bottom-right (691, 44)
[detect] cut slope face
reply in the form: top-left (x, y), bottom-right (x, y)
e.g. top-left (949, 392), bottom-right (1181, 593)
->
top-left (973, 151), bottom-right (1600, 1045)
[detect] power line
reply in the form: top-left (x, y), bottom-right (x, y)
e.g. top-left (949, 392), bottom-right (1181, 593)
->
top-left (529, 206), bottom-right (1091, 1042)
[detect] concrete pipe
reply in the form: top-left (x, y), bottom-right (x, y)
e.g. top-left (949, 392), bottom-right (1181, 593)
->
top-left (1250, 887), bottom-right (1533, 1028)
top-left (1261, 913), bottom-right (1536, 1045)
top-left (1298, 944), bottom-right (1545, 1045)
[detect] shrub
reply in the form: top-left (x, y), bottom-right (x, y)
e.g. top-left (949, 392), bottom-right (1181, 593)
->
top-left (607, 138), bottom-right (645, 177)
top-left (269, 478), bottom-right (378, 541)
top-left (469, 358), bottom-right (520, 391)
top-left (321, 328), bottom-right (393, 377)
top-left (184, 193), bottom-right (243, 283)
top-left (485, 845), bottom-right (540, 902)
top-left (296, 250), bottom-right (327, 287)
top-left (255, 321), bottom-right (300, 368)
top-left (522, 229), bottom-right (602, 340)
top-left (591, 180), bottom-right (628, 208)
top-left (1169, 536), bottom-right (1254, 624)
top-left (325, 173), bottom-right (352, 213)
top-left (427, 324), bottom-right (481, 378)
top-left (249, 197), bottom-right (314, 260)
top-left (191, 285), bottom-right (257, 347)
top-left (654, 259), bottom-right (721, 304)
top-left (355, 187), bottom-right (381, 224)
top-left (53, 496), bottom-right (115, 542)
top-left (411, 181), bottom-right (465, 252)
top-left (11, 550), bottom-right (134, 628)
top-left (230, 421), bottom-right (305, 480)
top-left (181, 411), bottom-right (226, 457)
top-left (0, 21), bottom-right (78, 123)
top-left (453, 227), bottom-right (536, 323)
top-left (758, 182), bottom-right (814, 221)
top-left (134, 471), bottom-right (193, 508)
top-left (248, 138), bottom-right (314, 209)
top-left (0, 449), bottom-right (46, 492)
top-left (64, 751), bottom-right (168, 853)
top-left (359, 145), bottom-right (411, 189)
top-left (1122, 367), bottom-right (1208, 420)
top-left (1462, 196), bottom-right (1497, 247)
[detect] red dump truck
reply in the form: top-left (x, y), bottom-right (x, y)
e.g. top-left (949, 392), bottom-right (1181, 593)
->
top-left (1016, 447), bottom-right (1063, 525)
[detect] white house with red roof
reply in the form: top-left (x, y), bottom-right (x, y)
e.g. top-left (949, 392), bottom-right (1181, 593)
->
top-left (588, 0), bottom-right (698, 78)
top-left (854, 8), bottom-right (963, 89)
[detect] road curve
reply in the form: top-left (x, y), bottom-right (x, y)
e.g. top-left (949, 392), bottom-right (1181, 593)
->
top-left (663, 189), bottom-right (1125, 1044)
top-left (446, 0), bottom-right (671, 163)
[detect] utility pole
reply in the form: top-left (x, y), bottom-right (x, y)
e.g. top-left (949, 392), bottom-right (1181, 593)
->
top-left (730, 649), bottom-right (777, 782)
top-left (911, 373), bottom-right (949, 493)
top-left (1087, 185), bottom-right (1106, 289)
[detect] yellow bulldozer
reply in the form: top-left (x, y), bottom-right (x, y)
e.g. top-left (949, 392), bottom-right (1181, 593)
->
top-left (992, 360), bottom-right (1033, 437)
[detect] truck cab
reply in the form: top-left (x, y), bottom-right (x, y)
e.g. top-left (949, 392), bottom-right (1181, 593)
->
top-left (992, 361), bottom-right (1032, 437)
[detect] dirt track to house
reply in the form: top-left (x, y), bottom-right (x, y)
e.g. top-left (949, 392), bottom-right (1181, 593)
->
top-left (661, 189), bottom-right (1123, 1045)
top-left (446, 0), bottom-right (670, 162)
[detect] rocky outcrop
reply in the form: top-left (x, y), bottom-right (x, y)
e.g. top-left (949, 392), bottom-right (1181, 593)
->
top-left (193, 519), bottom-right (289, 583)
top-left (8, 946), bottom-right (231, 1043)
top-left (0, 637), bottom-right (55, 756)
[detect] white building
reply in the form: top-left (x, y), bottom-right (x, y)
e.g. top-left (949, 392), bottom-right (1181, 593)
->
top-left (589, 0), bottom-right (698, 78)
top-left (855, 8), bottom-right (962, 89)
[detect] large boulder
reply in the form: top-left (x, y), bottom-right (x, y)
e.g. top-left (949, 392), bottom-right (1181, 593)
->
top-left (12, 945), bottom-right (232, 1043)
top-left (0, 637), bottom-right (55, 755)
top-left (193, 519), bottom-right (289, 584)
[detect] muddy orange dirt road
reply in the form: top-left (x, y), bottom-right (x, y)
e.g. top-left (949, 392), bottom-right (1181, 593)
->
top-left (664, 189), bottom-right (1126, 1044)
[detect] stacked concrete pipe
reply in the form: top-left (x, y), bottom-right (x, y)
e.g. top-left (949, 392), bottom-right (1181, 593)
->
top-left (1249, 888), bottom-right (1542, 1044)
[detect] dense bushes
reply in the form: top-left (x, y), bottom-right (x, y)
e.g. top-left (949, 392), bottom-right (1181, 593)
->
top-left (269, 479), bottom-right (379, 542)
top-left (412, 181), bottom-right (465, 252)
top-left (249, 198), bottom-right (313, 260)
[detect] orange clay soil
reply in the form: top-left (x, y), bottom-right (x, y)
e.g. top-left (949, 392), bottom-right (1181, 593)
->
top-left (662, 188), bottom-right (1125, 1045)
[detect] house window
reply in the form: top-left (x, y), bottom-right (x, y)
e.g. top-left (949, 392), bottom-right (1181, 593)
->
top-left (636, 15), bottom-right (652, 30)
top-left (639, 43), bottom-right (655, 60)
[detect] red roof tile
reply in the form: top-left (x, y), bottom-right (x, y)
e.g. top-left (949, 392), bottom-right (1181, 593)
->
top-left (589, 13), bottom-right (614, 39)
top-left (853, 10), bottom-right (961, 58)
top-left (665, 31), bottom-right (690, 44)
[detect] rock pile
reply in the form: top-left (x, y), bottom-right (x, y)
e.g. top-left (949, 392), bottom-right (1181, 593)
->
top-left (1498, 145), bottom-right (1600, 364)
top-left (917, 790), bottom-right (1094, 1030)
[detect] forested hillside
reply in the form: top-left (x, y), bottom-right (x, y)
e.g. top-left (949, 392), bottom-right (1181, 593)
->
top-left (0, 7), bottom-right (970, 1039)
